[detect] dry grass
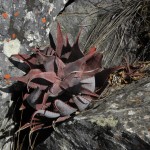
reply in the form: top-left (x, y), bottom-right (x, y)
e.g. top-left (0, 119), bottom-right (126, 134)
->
top-left (82, 0), bottom-right (150, 67)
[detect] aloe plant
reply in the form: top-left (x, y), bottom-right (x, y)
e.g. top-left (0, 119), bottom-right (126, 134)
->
top-left (10, 23), bottom-right (115, 138)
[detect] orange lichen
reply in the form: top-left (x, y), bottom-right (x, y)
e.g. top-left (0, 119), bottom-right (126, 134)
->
top-left (11, 33), bottom-right (16, 39)
top-left (86, 47), bottom-right (96, 55)
top-left (41, 17), bottom-right (46, 23)
top-left (14, 11), bottom-right (20, 17)
top-left (2, 12), bottom-right (8, 19)
top-left (4, 74), bottom-right (11, 80)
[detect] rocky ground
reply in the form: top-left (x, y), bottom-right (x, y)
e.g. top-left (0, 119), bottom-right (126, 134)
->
top-left (0, 0), bottom-right (150, 150)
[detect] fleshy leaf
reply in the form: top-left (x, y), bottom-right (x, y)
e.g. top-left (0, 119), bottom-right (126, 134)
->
top-left (11, 54), bottom-right (37, 67)
top-left (48, 80), bottom-right (62, 97)
top-left (35, 102), bottom-right (51, 110)
top-left (71, 68), bottom-right (100, 80)
top-left (55, 56), bottom-right (65, 77)
top-left (11, 69), bottom-right (42, 84)
top-left (55, 116), bottom-right (70, 123)
top-left (32, 110), bottom-right (60, 119)
top-left (85, 52), bottom-right (103, 71)
top-left (86, 47), bottom-right (96, 54)
top-left (60, 69), bottom-right (99, 92)
top-left (27, 82), bottom-right (48, 90)
top-left (42, 92), bottom-right (50, 107)
top-left (80, 87), bottom-right (99, 98)
top-left (73, 95), bottom-right (91, 111)
top-left (56, 23), bottom-right (64, 57)
top-left (43, 56), bottom-right (56, 72)
top-left (64, 50), bottom-right (96, 76)
top-left (26, 88), bottom-right (42, 109)
top-left (55, 99), bottom-right (77, 116)
top-left (81, 77), bottom-right (95, 92)
top-left (60, 73), bottom-right (81, 90)
top-left (27, 72), bottom-right (59, 89)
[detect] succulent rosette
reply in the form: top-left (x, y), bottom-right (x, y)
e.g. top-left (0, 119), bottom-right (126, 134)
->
top-left (10, 23), bottom-right (113, 134)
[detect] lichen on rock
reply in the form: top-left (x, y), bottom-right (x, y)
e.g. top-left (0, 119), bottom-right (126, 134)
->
top-left (3, 39), bottom-right (21, 57)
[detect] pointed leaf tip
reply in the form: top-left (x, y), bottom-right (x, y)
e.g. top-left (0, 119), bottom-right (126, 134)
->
top-left (55, 99), bottom-right (77, 116)
top-left (87, 47), bottom-right (96, 54)
top-left (56, 22), bottom-right (64, 57)
top-left (73, 95), bottom-right (90, 111)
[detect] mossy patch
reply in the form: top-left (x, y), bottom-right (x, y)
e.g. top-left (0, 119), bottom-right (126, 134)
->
top-left (89, 115), bottom-right (118, 127)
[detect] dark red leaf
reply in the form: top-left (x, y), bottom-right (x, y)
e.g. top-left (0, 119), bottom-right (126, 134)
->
top-left (85, 52), bottom-right (103, 71)
top-left (56, 23), bottom-right (64, 57)
top-left (26, 88), bottom-right (42, 109)
top-left (55, 99), bottom-right (77, 116)
top-left (11, 54), bottom-right (37, 67)
top-left (80, 87), bottom-right (99, 98)
top-left (55, 116), bottom-right (70, 123)
top-left (55, 56), bottom-right (65, 77)
top-left (60, 73), bottom-right (81, 90)
top-left (64, 50), bottom-right (96, 76)
top-left (27, 82), bottom-right (48, 90)
top-left (80, 77), bottom-right (95, 92)
top-left (11, 69), bottom-right (42, 83)
top-left (32, 110), bottom-right (60, 119)
top-left (86, 47), bottom-right (96, 54)
top-left (72, 95), bottom-right (91, 111)
top-left (35, 102), bottom-right (51, 110)
top-left (43, 56), bottom-right (55, 72)
top-left (48, 80), bottom-right (62, 97)
top-left (27, 72), bottom-right (59, 89)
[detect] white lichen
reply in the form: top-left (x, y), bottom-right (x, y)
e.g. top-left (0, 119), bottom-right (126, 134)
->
top-left (126, 127), bottom-right (134, 133)
top-left (46, 27), bottom-right (50, 36)
top-left (3, 39), bottom-right (21, 57)
top-left (26, 33), bottom-right (34, 41)
top-left (25, 30), bottom-right (41, 43)
top-left (24, 11), bottom-right (36, 22)
top-left (48, 3), bottom-right (55, 14)
top-left (29, 42), bottom-right (34, 47)
top-left (144, 115), bottom-right (150, 120)
top-left (109, 103), bottom-right (119, 109)
top-left (128, 110), bottom-right (136, 115)
top-left (1, 91), bottom-right (9, 99)
top-left (53, 16), bottom-right (56, 21)
top-left (63, 0), bottom-right (68, 4)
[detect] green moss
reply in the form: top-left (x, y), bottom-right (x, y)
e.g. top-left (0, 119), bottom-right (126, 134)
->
top-left (89, 115), bottom-right (118, 127)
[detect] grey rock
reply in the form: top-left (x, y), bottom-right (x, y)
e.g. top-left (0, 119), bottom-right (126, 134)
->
top-left (0, 0), bottom-right (69, 54)
top-left (0, 53), bottom-right (24, 150)
top-left (54, 0), bottom-right (148, 67)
